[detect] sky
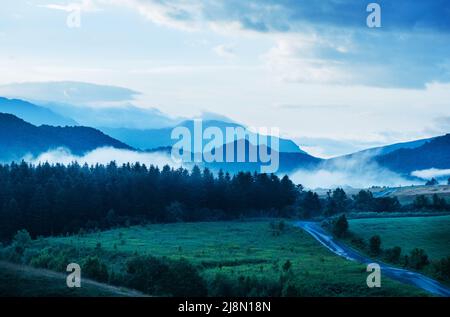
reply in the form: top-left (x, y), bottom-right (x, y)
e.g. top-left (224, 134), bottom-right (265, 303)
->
top-left (0, 0), bottom-right (449, 158)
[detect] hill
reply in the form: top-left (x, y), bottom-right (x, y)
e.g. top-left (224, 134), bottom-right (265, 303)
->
top-left (0, 97), bottom-right (77, 126)
top-left (0, 113), bottom-right (133, 162)
top-left (102, 120), bottom-right (305, 153)
top-left (0, 261), bottom-right (143, 297)
top-left (375, 134), bottom-right (450, 175)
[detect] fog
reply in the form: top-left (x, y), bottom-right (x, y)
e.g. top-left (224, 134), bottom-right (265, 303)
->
top-left (22, 147), bottom-right (181, 169)
top-left (290, 154), bottom-right (415, 189)
top-left (411, 168), bottom-right (450, 180)
top-left (19, 147), bottom-right (440, 190)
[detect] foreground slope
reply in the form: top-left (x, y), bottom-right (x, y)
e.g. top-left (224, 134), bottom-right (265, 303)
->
top-left (0, 261), bottom-right (143, 297)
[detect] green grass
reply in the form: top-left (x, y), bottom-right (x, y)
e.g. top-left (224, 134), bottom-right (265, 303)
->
top-left (348, 215), bottom-right (450, 260)
top-left (0, 261), bottom-right (138, 297)
top-left (38, 220), bottom-right (427, 296)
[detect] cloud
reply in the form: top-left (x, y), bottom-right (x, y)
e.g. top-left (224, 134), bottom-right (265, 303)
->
top-left (290, 154), bottom-right (413, 189)
top-left (23, 147), bottom-right (181, 168)
top-left (36, 0), bottom-right (450, 87)
top-left (40, 0), bottom-right (99, 12)
top-left (411, 168), bottom-right (450, 180)
top-left (0, 81), bottom-right (140, 105)
top-left (213, 44), bottom-right (236, 59)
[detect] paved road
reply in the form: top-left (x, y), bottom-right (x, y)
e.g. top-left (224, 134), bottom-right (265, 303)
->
top-left (294, 221), bottom-right (450, 297)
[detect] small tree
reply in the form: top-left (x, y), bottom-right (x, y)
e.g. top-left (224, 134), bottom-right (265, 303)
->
top-left (83, 256), bottom-right (109, 282)
top-left (332, 215), bottom-right (349, 238)
top-left (433, 256), bottom-right (450, 281)
top-left (408, 248), bottom-right (429, 270)
top-left (282, 260), bottom-right (292, 272)
top-left (12, 229), bottom-right (32, 254)
top-left (369, 235), bottom-right (382, 255)
top-left (425, 178), bottom-right (438, 186)
top-left (385, 246), bottom-right (402, 263)
top-left (414, 195), bottom-right (430, 209)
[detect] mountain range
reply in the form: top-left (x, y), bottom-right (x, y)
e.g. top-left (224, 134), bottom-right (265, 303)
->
top-left (0, 96), bottom-right (449, 180)
top-left (0, 112), bottom-right (131, 162)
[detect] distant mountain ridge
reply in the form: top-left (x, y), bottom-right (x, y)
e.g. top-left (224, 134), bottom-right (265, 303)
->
top-left (375, 134), bottom-right (450, 174)
top-left (0, 97), bottom-right (77, 126)
top-left (0, 113), bottom-right (132, 162)
top-left (340, 136), bottom-right (436, 159)
top-left (102, 120), bottom-right (305, 154)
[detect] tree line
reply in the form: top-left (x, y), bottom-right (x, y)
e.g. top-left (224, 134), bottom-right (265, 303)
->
top-left (0, 161), bottom-right (297, 241)
top-left (1, 161), bottom-right (448, 241)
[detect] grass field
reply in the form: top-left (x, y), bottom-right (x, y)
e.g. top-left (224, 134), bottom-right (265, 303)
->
top-left (371, 185), bottom-right (450, 205)
top-left (31, 220), bottom-right (426, 296)
top-left (0, 261), bottom-right (140, 297)
top-left (348, 215), bottom-right (450, 260)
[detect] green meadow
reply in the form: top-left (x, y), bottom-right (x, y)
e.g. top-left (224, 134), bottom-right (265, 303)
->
top-left (348, 215), bottom-right (450, 261)
top-left (32, 220), bottom-right (426, 296)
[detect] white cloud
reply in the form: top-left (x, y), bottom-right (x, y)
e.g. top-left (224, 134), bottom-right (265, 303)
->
top-left (213, 44), bottom-right (237, 59)
top-left (40, 0), bottom-right (99, 12)
top-left (411, 168), bottom-right (450, 180)
top-left (262, 36), bottom-right (351, 84)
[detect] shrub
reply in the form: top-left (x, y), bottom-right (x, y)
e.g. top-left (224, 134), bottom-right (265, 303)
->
top-left (384, 246), bottom-right (402, 263)
top-left (12, 229), bottom-right (32, 255)
top-left (350, 237), bottom-right (366, 250)
top-left (408, 248), bottom-right (429, 270)
top-left (332, 215), bottom-right (348, 238)
top-left (433, 256), bottom-right (450, 281)
top-left (282, 260), bottom-right (292, 272)
top-left (82, 256), bottom-right (109, 282)
top-left (369, 235), bottom-right (382, 255)
top-left (125, 256), bottom-right (207, 296)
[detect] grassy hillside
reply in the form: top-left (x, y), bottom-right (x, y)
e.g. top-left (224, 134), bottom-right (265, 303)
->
top-left (348, 215), bottom-right (450, 260)
top-left (0, 261), bottom-right (142, 297)
top-left (30, 220), bottom-right (426, 296)
top-left (370, 185), bottom-right (450, 205)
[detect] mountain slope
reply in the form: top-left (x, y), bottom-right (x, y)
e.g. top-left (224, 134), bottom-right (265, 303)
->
top-left (174, 138), bottom-right (320, 174)
top-left (375, 134), bottom-right (450, 174)
top-left (0, 113), bottom-right (133, 162)
top-left (102, 120), bottom-right (305, 154)
top-left (351, 137), bottom-right (435, 158)
top-left (0, 97), bottom-right (77, 126)
top-left (39, 101), bottom-right (181, 130)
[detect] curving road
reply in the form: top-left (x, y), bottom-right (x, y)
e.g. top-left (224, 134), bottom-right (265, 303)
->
top-left (294, 221), bottom-right (450, 297)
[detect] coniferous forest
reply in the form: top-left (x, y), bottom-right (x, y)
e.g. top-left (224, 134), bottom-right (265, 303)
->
top-left (0, 161), bottom-right (297, 241)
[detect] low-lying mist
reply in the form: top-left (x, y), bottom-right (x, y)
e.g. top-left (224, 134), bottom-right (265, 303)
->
top-left (22, 147), bottom-right (181, 169)
top-left (17, 147), bottom-right (436, 190)
top-left (289, 154), bottom-right (416, 189)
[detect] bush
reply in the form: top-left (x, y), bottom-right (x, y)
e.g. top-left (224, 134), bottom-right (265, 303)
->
top-left (350, 237), bottom-right (366, 250)
top-left (408, 248), bottom-right (429, 270)
top-left (125, 256), bottom-right (207, 296)
top-left (433, 256), bottom-right (450, 281)
top-left (384, 246), bottom-right (402, 263)
top-left (82, 256), bottom-right (109, 282)
top-left (282, 260), bottom-right (292, 272)
top-left (332, 215), bottom-right (348, 238)
top-left (12, 229), bottom-right (32, 255)
top-left (369, 235), bottom-right (381, 255)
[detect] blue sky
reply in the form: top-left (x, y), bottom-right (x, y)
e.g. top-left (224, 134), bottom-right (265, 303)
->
top-left (0, 0), bottom-right (449, 157)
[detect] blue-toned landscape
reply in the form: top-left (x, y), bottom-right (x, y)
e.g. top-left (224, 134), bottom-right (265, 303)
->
top-left (0, 1), bottom-right (449, 299)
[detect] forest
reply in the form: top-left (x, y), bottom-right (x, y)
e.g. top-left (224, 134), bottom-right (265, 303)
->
top-left (0, 161), bottom-right (448, 242)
